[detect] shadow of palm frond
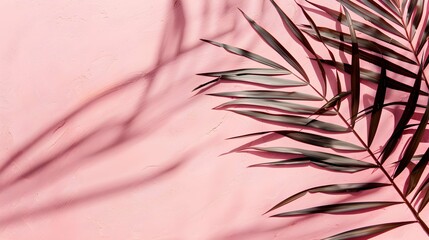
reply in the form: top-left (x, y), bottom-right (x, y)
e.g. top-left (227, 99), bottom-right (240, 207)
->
top-left (0, 0), bottom-right (252, 226)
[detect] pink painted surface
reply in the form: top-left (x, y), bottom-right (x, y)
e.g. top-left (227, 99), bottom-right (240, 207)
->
top-left (0, 0), bottom-right (427, 239)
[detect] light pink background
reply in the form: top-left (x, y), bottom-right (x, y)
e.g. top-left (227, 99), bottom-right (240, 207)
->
top-left (0, 0), bottom-right (428, 239)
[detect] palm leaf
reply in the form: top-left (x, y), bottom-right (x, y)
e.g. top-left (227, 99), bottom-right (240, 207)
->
top-left (337, 0), bottom-right (405, 38)
top-left (359, 0), bottom-right (401, 25)
top-left (215, 98), bottom-right (336, 115)
top-left (306, 1), bottom-right (408, 50)
top-left (342, 5), bottom-right (360, 127)
top-left (323, 221), bottom-right (416, 240)
top-left (301, 25), bottom-right (415, 63)
top-left (271, 201), bottom-right (401, 217)
top-left (368, 60), bottom-right (387, 146)
top-left (405, 148), bottom-right (429, 196)
top-left (200, 39), bottom-right (287, 70)
top-left (229, 130), bottom-right (364, 150)
top-left (208, 90), bottom-right (321, 100)
top-left (197, 0), bottom-right (429, 237)
top-left (270, 0), bottom-right (327, 95)
top-left (265, 182), bottom-right (390, 214)
top-left (393, 96), bottom-right (429, 178)
top-left (239, 9), bottom-right (309, 81)
top-left (380, 66), bottom-right (423, 164)
top-left (230, 110), bottom-right (349, 132)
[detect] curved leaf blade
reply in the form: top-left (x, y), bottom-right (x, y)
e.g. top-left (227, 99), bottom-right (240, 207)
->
top-left (231, 110), bottom-right (349, 132)
top-left (249, 157), bottom-right (312, 168)
top-left (265, 183), bottom-right (390, 214)
top-left (381, 66), bottom-right (423, 164)
top-left (323, 221), bottom-right (416, 240)
top-left (301, 26), bottom-right (415, 63)
top-left (309, 36), bottom-right (417, 78)
top-left (239, 9), bottom-right (309, 81)
top-left (253, 147), bottom-right (378, 168)
top-left (270, 0), bottom-right (327, 95)
top-left (405, 148), bottom-right (429, 196)
top-left (381, 0), bottom-right (401, 15)
top-left (368, 61), bottom-right (387, 146)
top-left (277, 130), bottom-right (365, 150)
top-left (306, 1), bottom-right (408, 50)
top-left (393, 96), bottom-right (429, 178)
top-left (208, 90), bottom-right (322, 100)
top-left (230, 130), bottom-right (364, 150)
top-left (360, 0), bottom-right (401, 25)
top-left (201, 39), bottom-right (287, 70)
top-left (314, 92), bottom-right (350, 115)
top-left (198, 68), bottom-right (291, 77)
top-left (271, 201), bottom-right (401, 217)
top-left (318, 59), bottom-right (427, 95)
top-left (215, 99), bottom-right (336, 115)
top-left (342, 6), bottom-right (360, 127)
top-left (337, 0), bottom-right (405, 38)
top-left (406, 0), bottom-right (418, 24)
top-left (411, 0), bottom-right (424, 39)
top-left (219, 75), bottom-right (306, 87)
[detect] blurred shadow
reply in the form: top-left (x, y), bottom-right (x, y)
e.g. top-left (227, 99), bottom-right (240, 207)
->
top-left (0, 0), bottom-right (247, 226)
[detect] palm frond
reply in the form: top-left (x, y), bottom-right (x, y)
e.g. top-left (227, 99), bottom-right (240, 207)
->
top-left (196, 0), bottom-right (429, 238)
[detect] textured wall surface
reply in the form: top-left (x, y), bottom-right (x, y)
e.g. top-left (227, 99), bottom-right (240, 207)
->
top-left (0, 0), bottom-right (428, 239)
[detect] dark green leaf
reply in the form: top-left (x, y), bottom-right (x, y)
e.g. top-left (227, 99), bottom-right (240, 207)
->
top-left (270, 0), bottom-right (327, 95)
top-left (411, 171), bottom-right (429, 202)
top-left (301, 26), bottom-right (414, 63)
top-left (416, 19), bottom-right (429, 54)
top-left (380, 66), bottom-right (423, 164)
top-left (215, 99), bottom-right (336, 115)
top-left (425, 53), bottom-right (429, 69)
top-left (356, 101), bottom-right (426, 120)
top-left (297, 3), bottom-right (338, 64)
top-left (311, 161), bottom-right (369, 172)
top-left (314, 92), bottom-right (350, 115)
top-left (248, 157), bottom-right (366, 172)
top-left (405, 148), bottom-right (429, 196)
top-left (393, 95), bottom-right (429, 178)
top-left (198, 68), bottom-right (291, 77)
top-left (381, 0), bottom-right (401, 15)
top-left (201, 39), bottom-right (287, 69)
top-left (335, 72), bottom-right (343, 109)
top-left (323, 221), bottom-right (416, 240)
top-left (249, 157), bottom-right (312, 168)
top-left (406, 0), bottom-right (418, 24)
top-left (318, 59), bottom-right (427, 95)
top-left (193, 78), bottom-right (219, 92)
top-left (411, 0), bottom-right (424, 39)
top-left (419, 188), bottom-right (429, 212)
top-left (306, 1), bottom-right (408, 50)
top-left (219, 75), bottom-right (306, 87)
top-left (253, 147), bottom-right (377, 168)
top-left (401, 0), bottom-right (408, 11)
top-left (342, 6), bottom-right (360, 127)
top-left (230, 130), bottom-right (364, 150)
top-left (307, 36), bottom-right (417, 78)
top-left (265, 183), bottom-right (390, 214)
top-left (239, 9), bottom-right (309, 81)
top-left (368, 61), bottom-right (387, 146)
top-left (271, 201), bottom-right (401, 217)
top-left (359, 0), bottom-right (401, 25)
top-left (337, 0), bottom-right (405, 38)
top-left (230, 110), bottom-right (349, 132)
top-left (208, 90), bottom-right (322, 100)
top-left (277, 131), bottom-right (364, 150)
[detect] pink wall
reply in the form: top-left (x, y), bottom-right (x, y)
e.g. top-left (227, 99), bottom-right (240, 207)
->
top-left (0, 0), bottom-right (427, 239)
